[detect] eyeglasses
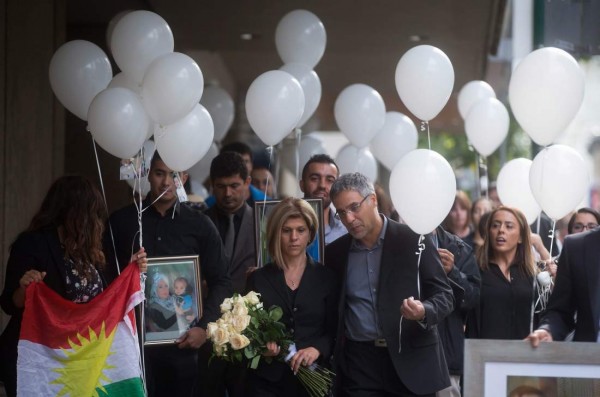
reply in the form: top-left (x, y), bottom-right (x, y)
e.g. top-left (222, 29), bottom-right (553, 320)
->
top-left (335, 194), bottom-right (371, 219)
top-left (572, 222), bottom-right (599, 232)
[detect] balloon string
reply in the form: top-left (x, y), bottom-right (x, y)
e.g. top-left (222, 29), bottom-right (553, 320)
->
top-left (548, 219), bottom-right (556, 257)
top-left (294, 128), bottom-right (301, 182)
top-left (257, 146), bottom-right (275, 267)
top-left (414, 234), bottom-right (424, 299)
top-left (420, 121), bottom-right (431, 150)
top-left (91, 135), bottom-right (120, 275)
top-left (479, 155), bottom-right (488, 199)
top-left (265, 146), bottom-right (274, 204)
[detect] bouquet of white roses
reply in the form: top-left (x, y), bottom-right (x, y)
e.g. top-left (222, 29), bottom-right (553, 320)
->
top-left (207, 291), bottom-right (334, 397)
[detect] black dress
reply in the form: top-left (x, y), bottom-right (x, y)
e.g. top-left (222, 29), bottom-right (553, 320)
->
top-left (467, 263), bottom-right (535, 340)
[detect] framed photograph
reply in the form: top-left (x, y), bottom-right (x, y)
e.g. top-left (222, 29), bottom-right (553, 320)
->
top-left (254, 198), bottom-right (325, 267)
top-left (143, 255), bottom-right (202, 346)
top-left (464, 339), bottom-right (600, 397)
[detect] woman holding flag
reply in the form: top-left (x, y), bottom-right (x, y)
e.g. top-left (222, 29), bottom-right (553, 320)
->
top-left (0, 175), bottom-right (147, 397)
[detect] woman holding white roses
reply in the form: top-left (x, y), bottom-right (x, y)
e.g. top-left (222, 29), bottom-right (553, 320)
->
top-left (245, 197), bottom-right (339, 397)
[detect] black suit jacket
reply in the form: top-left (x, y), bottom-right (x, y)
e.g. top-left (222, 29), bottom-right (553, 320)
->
top-left (325, 219), bottom-right (454, 395)
top-left (244, 258), bottom-right (338, 383)
top-left (205, 203), bottom-right (256, 294)
top-left (539, 228), bottom-right (600, 341)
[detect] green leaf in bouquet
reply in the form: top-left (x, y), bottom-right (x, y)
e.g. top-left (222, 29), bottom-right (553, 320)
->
top-left (233, 349), bottom-right (243, 362)
top-left (268, 306), bottom-right (283, 321)
top-left (250, 354), bottom-right (261, 369)
top-left (244, 345), bottom-right (257, 359)
top-left (250, 316), bottom-right (259, 327)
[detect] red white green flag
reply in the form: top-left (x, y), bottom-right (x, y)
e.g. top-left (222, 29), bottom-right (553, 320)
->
top-left (17, 263), bottom-right (145, 396)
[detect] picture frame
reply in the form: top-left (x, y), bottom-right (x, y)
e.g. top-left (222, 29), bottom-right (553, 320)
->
top-left (254, 198), bottom-right (325, 267)
top-left (464, 339), bottom-right (600, 397)
top-left (143, 255), bottom-right (202, 346)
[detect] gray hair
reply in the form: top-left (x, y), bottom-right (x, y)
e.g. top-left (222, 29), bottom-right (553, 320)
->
top-left (330, 173), bottom-right (375, 201)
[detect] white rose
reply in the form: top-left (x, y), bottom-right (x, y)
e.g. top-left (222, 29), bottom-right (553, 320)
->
top-left (220, 298), bottom-right (233, 313)
top-left (231, 314), bottom-right (251, 333)
top-left (213, 342), bottom-right (228, 357)
top-left (219, 312), bottom-right (233, 324)
top-left (243, 291), bottom-right (261, 306)
top-left (232, 302), bottom-right (248, 316)
top-left (206, 322), bottom-right (218, 339)
top-left (229, 334), bottom-right (250, 350)
top-left (212, 326), bottom-right (230, 346)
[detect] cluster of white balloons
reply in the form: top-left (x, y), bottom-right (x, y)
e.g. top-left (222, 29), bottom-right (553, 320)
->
top-left (246, 10), bottom-right (325, 148)
top-left (389, 45), bottom-right (457, 235)
top-left (495, 48), bottom-right (588, 222)
top-left (49, 10), bottom-right (218, 172)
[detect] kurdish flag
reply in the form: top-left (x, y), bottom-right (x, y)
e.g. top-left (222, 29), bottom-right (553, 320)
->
top-left (17, 263), bottom-right (145, 397)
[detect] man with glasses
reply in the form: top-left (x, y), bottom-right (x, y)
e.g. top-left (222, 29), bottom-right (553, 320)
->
top-left (325, 173), bottom-right (454, 397)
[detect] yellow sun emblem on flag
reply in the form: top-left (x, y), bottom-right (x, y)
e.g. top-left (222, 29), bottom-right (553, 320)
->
top-left (51, 322), bottom-right (116, 397)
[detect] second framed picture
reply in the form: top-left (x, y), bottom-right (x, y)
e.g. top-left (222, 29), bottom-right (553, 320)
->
top-left (254, 198), bottom-right (325, 267)
top-left (143, 255), bottom-right (202, 346)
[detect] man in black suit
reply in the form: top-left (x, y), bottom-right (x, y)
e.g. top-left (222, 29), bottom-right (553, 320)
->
top-left (528, 227), bottom-right (600, 345)
top-left (325, 173), bottom-right (454, 397)
top-left (197, 151), bottom-right (256, 397)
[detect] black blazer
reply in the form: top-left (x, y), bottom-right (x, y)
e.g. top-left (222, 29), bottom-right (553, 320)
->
top-left (325, 219), bottom-right (454, 395)
top-left (205, 203), bottom-right (256, 294)
top-left (539, 228), bottom-right (600, 341)
top-left (244, 257), bottom-right (338, 382)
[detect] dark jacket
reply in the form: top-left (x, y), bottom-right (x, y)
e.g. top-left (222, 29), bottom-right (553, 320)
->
top-left (325, 219), bottom-right (454, 395)
top-left (434, 227), bottom-right (480, 375)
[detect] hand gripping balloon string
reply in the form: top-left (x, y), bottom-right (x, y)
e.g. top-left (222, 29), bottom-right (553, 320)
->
top-left (91, 133), bottom-right (120, 274)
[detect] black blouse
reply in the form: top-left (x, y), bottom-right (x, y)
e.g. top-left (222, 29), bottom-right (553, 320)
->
top-left (472, 263), bottom-right (535, 339)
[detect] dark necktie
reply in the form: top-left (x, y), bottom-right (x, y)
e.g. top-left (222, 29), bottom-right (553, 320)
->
top-left (224, 213), bottom-right (235, 260)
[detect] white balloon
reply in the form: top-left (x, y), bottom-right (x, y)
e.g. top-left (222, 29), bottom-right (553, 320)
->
top-left (200, 86), bottom-right (234, 143)
top-left (142, 52), bottom-right (204, 125)
top-left (390, 149), bottom-right (456, 235)
top-left (529, 145), bottom-right (589, 220)
top-left (457, 80), bottom-right (496, 119)
top-left (188, 142), bottom-right (219, 184)
top-left (275, 10), bottom-right (326, 69)
top-left (87, 88), bottom-right (149, 159)
top-left (335, 145), bottom-right (378, 183)
top-left (49, 40), bottom-right (112, 121)
top-left (106, 10), bottom-right (131, 53)
top-left (110, 10), bottom-right (174, 84)
top-left (509, 47), bottom-right (585, 146)
top-left (464, 98), bottom-right (509, 157)
top-left (245, 70), bottom-right (305, 146)
top-left (395, 45), bottom-right (454, 121)
top-left (280, 63), bottom-right (322, 128)
top-left (155, 104), bottom-right (214, 172)
top-left (108, 72), bottom-right (141, 95)
top-left (334, 84), bottom-right (386, 149)
top-left (496, 158), bottom-right (541, 224)
top-left (370, 112), bottom-right (418, 170)
top-left (298, 135), bottom-right (326, 171)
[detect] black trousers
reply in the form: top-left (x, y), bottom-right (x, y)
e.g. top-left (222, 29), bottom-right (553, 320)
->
top-left (144, 345), bottom-right (198, 397)
top-left (245, 363), bottom-right (310, 397)
top-left (195, 342), bottom-right (246, 397)
top-left (340, 340), bottom-right (435, 397)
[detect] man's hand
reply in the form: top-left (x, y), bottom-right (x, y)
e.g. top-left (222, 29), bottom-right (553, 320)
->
top-left (177, 327), bottom-right (207, 349)
top-left (437, 248), bottom-right (455, 274)
top-left (400, 296), bottom-right (426, 321)
top-left (526, 329), bottom-right (553, 347)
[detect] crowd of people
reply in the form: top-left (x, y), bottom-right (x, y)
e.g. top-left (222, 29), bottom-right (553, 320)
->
top-left (1, 141), bottom-right (599, 397)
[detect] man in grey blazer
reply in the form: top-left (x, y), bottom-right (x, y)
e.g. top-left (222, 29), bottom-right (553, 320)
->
top-left (528, 227), bottom-right (600, 345)
top-left (325, 173), bottom-right (454, 396)
top-left (197, 151), bottom-right (256, 397)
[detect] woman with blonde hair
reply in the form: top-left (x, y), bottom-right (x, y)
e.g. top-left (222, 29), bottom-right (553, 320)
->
top-left (245, 197), bottom-right (338, 397)
top-left (467, 206), bottom-right (538, 340)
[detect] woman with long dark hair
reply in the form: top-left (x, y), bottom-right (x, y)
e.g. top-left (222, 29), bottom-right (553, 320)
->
top-left (467, 206), bottom-right (538, 340)
top-left (0, 175), bottom-right (147, 397)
